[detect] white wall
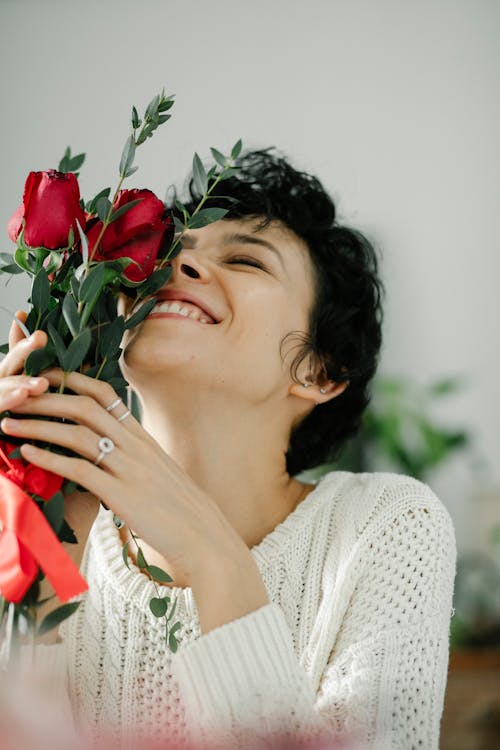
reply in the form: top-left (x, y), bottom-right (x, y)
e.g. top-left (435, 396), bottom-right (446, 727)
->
top-left (0, 0), bottom-right (498, 551)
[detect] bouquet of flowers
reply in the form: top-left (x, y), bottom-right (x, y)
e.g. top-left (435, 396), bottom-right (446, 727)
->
top-left (0, 88), bottom-right (242, 660)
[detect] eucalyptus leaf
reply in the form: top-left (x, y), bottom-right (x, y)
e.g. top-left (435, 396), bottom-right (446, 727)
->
top-left (210, 147), bottom-right (227, 168)
top-left (61, 327), bottom-right (91, 371)
top-left (149, 597), bottom-right (168, 618)
top-left (37, 602), bottom-right (81, 636)
top-left (59, 519), bottom-right (78, 544)
top-left (124, 298), bottom-right (156, 330)
top-left (75, 219), bottom-right (89, 266)
top-left (136, 547), bottom-right (147, 569)
top-left (62, 294), bottom-right (80, 337)
top-left (109, 198), bottom-right (142, 224)
top-left (124, 166), bottom-right (139, 178)
top-left (80, 263), bottom-right (106, 303)
top-left (47, 322), bottom-right (67, 367)
top-left (30, 269), bottom-right (51, 314)
top-left (188, 208), bottom-right (228, 229)
top-left (192, 153), bottom-right (208, 195)
top-left (99, 315), bottom-right (125, 357)
top-left (122, 540), bottom-right (131, 569)
top-left (68, 152), bottom-right (86, 172)
top-left (131, 106), bottom-right (141, 129)
top-left (146, 565), bottom-right (174, 584)
top-left (96, 196), bottom-right (112, 222)
top-left (173, 217), bottom-right (185, 234)
top-left (86, 187), bottom-right (111, 215)
top-left (167, 596), bottom-right (178, 623)
top-left (24, 344), bottom-right (57, 376)
top-left (119, 134), bottom-right (136, 177)
top-left (42, 491), bottom-right (65, 535)
top-left (231, 138), bottom-right (243, 160)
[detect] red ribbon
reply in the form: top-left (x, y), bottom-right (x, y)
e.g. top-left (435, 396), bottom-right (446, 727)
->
top-left (0, 472), bottom-right (88, 605)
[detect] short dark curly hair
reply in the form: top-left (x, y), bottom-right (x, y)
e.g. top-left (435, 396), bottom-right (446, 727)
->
top-left (171, 149), bottom-right (385, 475)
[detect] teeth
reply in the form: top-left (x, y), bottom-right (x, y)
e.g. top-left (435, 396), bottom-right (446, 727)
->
top-left (151, 300), bottom-right (214, 324)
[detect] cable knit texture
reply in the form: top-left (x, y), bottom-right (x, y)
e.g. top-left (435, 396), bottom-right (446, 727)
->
top-left (33, 470), bottom-right (456, 749)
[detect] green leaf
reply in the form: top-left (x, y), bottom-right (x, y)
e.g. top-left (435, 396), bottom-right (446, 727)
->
top-left (131, 106), bottom-right (141, 129)
top-left (109, 198), bottom-right (142, 224)
top-left (47, 322), bottom-right (67, 367)
top-left (146, 565), bottom-right (174, 584)
top-left (124, 298), bottom-right (156, 330)
top-left (167, 596), bottom-right (178, 623)
top-left (173, 217), bottom-right (185, 234)
top-left (31, 269), bottom-right (51, 314)
top-left (80, 262), bottom-right (106, 303)
top-left (119, 134), bottom-right (136, 178)
top-left (136, 267), bottom-right (172, 299)
top-left (149, 597), bottom-right (168, 617)
top-left (75, 218), bottom-right (88, 266)
top-left (122, 540), bottom-right (131, 569)
top-left (0, 262), bottom-right (23, 275)
top-left (68, 152), bottom-right (85, 172)
top-left (124, 165), bottom-right (139, 179)
top-left (218, 167), bottom-right (240, 181)
top-left (210, 147), bottom-right (227, 168)
top-left (62, 294), bottom-right (80, 338)
top-left (145, 94), bottom-right (160, 120)
top-left (61, 327), bottom-right (91, 371)
top-left (99, 315), bottom-right (125, 357)
top-left (167, 620), bottom-right (182, 652)
top-left (24, 344), bottom-right (57, 376)
top-left (0, 342), bottom-right (8, 354)
top-left (59, 519), bottom-right (78, 543)
top-left (231, 138), bottom-right (243, 160)
top-left (188, 208), bottom-right (228, 229)
top-left (37, 601), bottom-right (81, 635)
top-left (192, 153), bottom-right (208, 195)
top-left (136, 547), bottom-right (147, 569)
top-left (96, 196), bottom-right (112, 222)
top-left (427, 377), bottom-right (464, 397)
top-left (42, 491), bottom-right (65, 535)
top-left (58, 146), bottom-right (71, 173)
top-left (86, 187), bottom-right (111, 216)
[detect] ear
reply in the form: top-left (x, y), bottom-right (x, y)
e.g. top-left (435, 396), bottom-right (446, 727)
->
top-left (288, 378), bottom-right (349, 406)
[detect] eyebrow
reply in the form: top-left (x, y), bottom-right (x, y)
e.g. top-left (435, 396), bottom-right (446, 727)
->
top-left (182, 230), bottom-right (287, 272)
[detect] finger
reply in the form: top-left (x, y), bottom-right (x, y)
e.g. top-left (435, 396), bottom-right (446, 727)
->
top-left (0, 329), bottom-right (48, 378)
top-left (8, 311), bottom-right (28, 349)
top-left (0, 376), bottom-right (50, 411)
top-left (19, 441), bottom-right (115, 502)
top-left (0, 415), bottom-right (125, 475)
top-left (38, 368), bottom-right (143, 439)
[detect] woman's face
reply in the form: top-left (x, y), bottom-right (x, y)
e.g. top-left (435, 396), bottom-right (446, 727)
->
top-left (120, 217), bottom-right (317, 403)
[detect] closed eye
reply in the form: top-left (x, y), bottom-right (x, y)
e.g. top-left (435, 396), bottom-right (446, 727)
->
top-left (227, 257), bottom-right (267, 270)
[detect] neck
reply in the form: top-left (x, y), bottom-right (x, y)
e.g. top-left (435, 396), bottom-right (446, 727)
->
top-left (137, 386), bottom-right (310, 550)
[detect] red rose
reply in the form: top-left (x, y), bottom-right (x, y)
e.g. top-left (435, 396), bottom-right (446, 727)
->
top-left (86, 188), bottom-right (174, 282)
top-left (0, 441), bottom-right (63, 501)
top-left (8, 170), bottom-right (86, 250)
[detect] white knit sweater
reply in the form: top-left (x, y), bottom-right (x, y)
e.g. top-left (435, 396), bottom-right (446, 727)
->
top-left (28, 470), bottom-right (456, 749)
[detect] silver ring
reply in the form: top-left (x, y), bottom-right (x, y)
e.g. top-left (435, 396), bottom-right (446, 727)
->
top-left (94, 436), bottom-right (115, 466)
top-left (106, 398), bottom-right (122, 412)
top-left (117, 409), bottom-right (131, 422)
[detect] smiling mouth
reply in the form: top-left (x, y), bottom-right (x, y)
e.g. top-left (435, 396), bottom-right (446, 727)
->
top-left (146, 299), bottom-right (217, 324)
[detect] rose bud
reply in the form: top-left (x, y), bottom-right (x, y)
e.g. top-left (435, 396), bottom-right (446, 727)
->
top-left (86, 188), bottom-right (174, 282)
top-left (8, 170), bottom-right (86, 250)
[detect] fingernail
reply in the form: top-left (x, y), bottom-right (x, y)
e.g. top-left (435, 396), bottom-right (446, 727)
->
top-left (28, 377), bottom-right (42, 385)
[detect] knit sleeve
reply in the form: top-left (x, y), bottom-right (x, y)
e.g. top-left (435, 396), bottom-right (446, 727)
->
top-left (171, 480), bottom-right (457, 750)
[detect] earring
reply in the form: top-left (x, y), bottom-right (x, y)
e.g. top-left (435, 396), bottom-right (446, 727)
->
top-left (302, 382), bottom-right (310, 388)
top-left (319, 388), bottom-right (327, 394)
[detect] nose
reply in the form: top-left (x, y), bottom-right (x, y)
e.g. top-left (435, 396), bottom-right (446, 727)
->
top-left (168, 246), bottom-right (212, 283)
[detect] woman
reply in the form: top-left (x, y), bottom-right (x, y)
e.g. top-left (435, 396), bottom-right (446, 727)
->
top-left (0, 151), bottom-right (456, 749)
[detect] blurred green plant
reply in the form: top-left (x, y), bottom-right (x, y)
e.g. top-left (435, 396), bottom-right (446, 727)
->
top-left (300, 373), bottom-right (470, 481)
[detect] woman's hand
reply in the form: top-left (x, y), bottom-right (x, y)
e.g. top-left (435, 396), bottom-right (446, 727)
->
top-left (0, 368), bottom-right (249, 586)
top-left (0, 311), bottom-right (50, 412)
